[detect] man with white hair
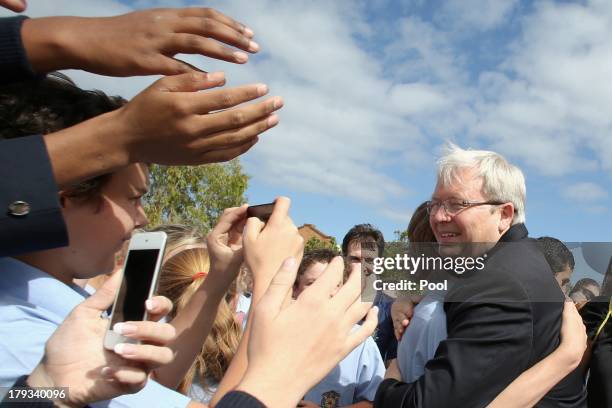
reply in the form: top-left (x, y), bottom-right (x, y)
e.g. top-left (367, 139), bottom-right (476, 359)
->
top-left (375, 144), bottom-right (586, 407)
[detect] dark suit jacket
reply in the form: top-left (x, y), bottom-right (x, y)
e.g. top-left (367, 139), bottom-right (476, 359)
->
top-left (0, 136), bottom-right (68, 257)
top-left (375, 224), bottom-right (586, 408)
top-left (0, 17), bottom-right (68, 257)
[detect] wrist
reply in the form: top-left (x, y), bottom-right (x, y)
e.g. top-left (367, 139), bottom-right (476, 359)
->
top-left (21, 17), bottom-right (83, 73)
top-left (236, 372), bottom-right (303, 408)
top-left (43, 109), bottom-right (131, 188)
top-left (198, 277), bottom-right (227, 302)
top-left (27, 364), bottom-right (78, 408)
top-left (551, 347), bottom-right (581, 370)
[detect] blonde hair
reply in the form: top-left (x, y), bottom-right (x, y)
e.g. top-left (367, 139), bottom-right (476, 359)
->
top-left (437, 143), bottom-right (526, 224)
top-left (154, 224), bottom-right (242, 394)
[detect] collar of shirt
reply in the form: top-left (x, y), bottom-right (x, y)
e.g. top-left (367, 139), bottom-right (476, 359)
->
top-left (0, 257), bottom-right (90, 319)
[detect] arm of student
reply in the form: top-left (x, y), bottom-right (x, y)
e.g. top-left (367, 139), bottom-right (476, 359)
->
top-left (374, 274), bottom-right (535, 408)
top-left (21, 8), bottom-right (257, 76)
top-left (153, 206), bottom-right (247, 389)
top-left (210, 198), bottom-right (304, 406)
top-left (487, 301), bottom-right (587, 408)
top-left (43, 74), bottom-right (282, 189)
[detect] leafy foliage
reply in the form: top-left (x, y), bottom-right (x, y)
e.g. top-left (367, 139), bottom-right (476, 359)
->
top-left (304, 236), bottom-right (339, 252)
top-left (144, 159), bottom-right (249, 232)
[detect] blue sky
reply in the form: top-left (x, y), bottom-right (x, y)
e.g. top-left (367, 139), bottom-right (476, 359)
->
top-left (3, 0), bottom-right (610, 280)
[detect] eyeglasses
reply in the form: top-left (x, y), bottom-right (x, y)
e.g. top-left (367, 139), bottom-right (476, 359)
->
top-left (426, 199), bottom-right (507, 217)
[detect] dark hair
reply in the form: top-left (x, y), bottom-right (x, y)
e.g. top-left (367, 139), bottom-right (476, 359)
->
top-left (295, 248), bottom-right (340, 288)
top-left (0, 73), bottom-right (127, 203)
top-left (537, 237), bottom-right (575, 275)
top-left (407, 201), bottom-right (436, 243)
top-left (342, 224), bottom-right (385, 257)
top-left (569, 278), bottom-right (601, 301)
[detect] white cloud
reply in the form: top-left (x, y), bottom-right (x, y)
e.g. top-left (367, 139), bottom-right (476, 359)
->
top-left (389, 83), bottom-right (452, 116)
top-left (472, 0), bottom-right (612, 175)
top-left (563, 182), bottom-right (609, 203)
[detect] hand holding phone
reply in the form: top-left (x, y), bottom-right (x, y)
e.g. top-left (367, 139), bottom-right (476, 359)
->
top-left (243, 197), bottom-right (304, 289)
top-left (104, 232), bottom-right (167, 350)
top-left (207, 204), bottom-right (248, 291)
top-left (246, 202), bottom-right (274, 223)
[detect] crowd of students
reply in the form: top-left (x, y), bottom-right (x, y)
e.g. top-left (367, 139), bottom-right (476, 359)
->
top-left (0, 2), bottom-right (611, 408)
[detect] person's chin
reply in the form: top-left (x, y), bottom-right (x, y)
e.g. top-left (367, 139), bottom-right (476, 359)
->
top-left (437, 242), bottom-right (464, 257)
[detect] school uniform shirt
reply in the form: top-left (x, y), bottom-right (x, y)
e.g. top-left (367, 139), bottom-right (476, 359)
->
top-left (0, 257), bottom-right (191, 408)
top-left (396, 291), bottom-right (447, 382)
top-left (303, 327), bottom-right (385, 408)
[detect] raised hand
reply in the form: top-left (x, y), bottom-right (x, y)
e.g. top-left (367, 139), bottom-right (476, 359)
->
top-left (26, 272), bottom-right (176, 407)
top-left (206, 204), bottom-right (248, 291)
top-left (243, 197), bottom-right (304, 293)
top-left (236, 257), bottom-right (378, 407)
top-left (21, 8), bottom-right (258, 76)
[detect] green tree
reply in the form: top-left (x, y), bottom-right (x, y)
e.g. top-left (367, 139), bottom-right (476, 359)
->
top-left (144, 159), bottom-right (249, 232)
top-left (304, 236), bottom-right (339, 252)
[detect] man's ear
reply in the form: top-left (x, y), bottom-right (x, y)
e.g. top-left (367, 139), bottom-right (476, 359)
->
top-left (498, 203), bottom-right (515, 232)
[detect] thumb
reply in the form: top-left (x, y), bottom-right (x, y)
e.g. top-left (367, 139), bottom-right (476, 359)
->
top-left (80, 271), bottom-right (122, 314)
top-left (152, 71), bottom-right (226, 93)
top-left (258, 257), bottom-right (298, 315)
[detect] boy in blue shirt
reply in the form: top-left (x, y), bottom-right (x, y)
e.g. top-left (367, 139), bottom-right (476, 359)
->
top-left (0, 74), bottom-right (248, 408)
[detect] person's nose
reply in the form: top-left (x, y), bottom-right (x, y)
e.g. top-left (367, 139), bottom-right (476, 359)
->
top-left (134, 203), bottom-right (149, 229)
top-left (430, 203), bottom-right (451, 223)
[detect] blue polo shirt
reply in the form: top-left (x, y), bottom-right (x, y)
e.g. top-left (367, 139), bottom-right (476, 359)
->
top-left (0, 257), bottom-right (191, 407)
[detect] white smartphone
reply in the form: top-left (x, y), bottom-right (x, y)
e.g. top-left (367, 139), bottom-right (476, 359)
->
top-left (104, 231), bottom-right (167, 350)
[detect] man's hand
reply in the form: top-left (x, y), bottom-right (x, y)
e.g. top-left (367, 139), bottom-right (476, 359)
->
top-left (26, 272), bottom-right (176, 407)
top-left (243, 197), bottom-right (304, 293)
top-left (206, 204), bottom-right (248, 291)
top-left (391, 298), bottom-right (416, 340)
top-left (236, 257), bottom-right (378, 407)
top-left (21, 8), bottom-right (258, 76)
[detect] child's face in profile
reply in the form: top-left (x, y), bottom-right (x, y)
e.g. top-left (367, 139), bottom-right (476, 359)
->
top-left (60, 164), bottom-right (149, 279)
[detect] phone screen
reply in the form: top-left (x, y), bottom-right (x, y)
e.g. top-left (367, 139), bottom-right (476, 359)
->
top-left (109, 248), bottom-right (160, 325)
